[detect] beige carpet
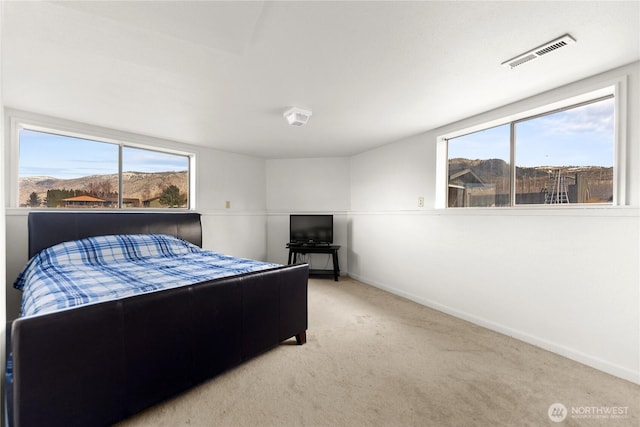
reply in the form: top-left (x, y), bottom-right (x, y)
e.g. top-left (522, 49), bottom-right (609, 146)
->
top-left (117, 277), bottom-right (639, 426)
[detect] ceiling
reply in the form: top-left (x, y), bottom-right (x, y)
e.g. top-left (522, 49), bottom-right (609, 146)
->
top-left (3, 1), bottom-right (639, 159)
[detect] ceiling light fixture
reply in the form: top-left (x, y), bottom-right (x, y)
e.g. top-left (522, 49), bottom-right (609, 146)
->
top-left (502, 34), bottom-right (576, 69)
top-left (283, 107), bottom-right (312, 126)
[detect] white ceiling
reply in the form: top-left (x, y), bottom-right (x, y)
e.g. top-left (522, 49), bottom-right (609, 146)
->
top-left (3, 1), bottom-right (639, 159)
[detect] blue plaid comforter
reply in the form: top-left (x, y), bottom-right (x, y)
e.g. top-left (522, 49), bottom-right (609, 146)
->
top-left (14, 234), bottom-right (279, 317)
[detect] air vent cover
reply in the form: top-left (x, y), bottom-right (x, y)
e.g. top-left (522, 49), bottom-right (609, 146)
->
top-left (502, 34), bottom-right (576, 69)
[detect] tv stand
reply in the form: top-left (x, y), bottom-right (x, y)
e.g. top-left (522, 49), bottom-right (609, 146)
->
top-left (287, 244), bottom-right (340, 281)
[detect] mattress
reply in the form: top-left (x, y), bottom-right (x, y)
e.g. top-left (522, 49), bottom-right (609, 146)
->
top-left (15, 233), bottom-right (279, 317)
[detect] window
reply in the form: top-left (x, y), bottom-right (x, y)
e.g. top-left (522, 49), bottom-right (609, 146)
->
top-left (18, 127), bottom-right (191, 209)
top-left (447, 124), bottom-right (511, 207)
top-left (445, 94), bottom-right (615, 208)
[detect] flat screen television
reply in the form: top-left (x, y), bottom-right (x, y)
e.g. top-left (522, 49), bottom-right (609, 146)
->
top-left (289, 215), bottom-right (333, 245)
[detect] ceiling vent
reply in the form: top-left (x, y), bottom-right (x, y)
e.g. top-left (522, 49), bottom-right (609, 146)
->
top-left (502, 34), bottom-right (576, 69)
top-left (283, 107), bottom-right (312, 126)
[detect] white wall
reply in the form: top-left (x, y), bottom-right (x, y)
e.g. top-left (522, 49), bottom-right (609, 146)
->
top-left (196, 147), bottom-right (268, 261)
top-left (265, 158), bottom-right (350, 273)
top-left (348, 61), bottom-right (640, 383)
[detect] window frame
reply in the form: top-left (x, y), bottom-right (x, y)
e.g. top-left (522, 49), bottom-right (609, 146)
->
top-left (8, 111), bottom-right (196, 210)
top-left (436, 78), bottom-right (627, 209)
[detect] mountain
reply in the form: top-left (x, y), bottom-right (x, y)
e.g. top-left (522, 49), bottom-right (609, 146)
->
top-left (19, 171), bottom-right (188, 207)
top-left (449, 158), bottom-right (612, 183)
top-left (449, 158), bottom-right (510, 182)
top-left (448, 158), bottom-right (613, 202)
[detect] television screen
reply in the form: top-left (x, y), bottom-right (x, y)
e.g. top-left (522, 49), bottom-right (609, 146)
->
top-left (290, 215), bottom-right (333, 245)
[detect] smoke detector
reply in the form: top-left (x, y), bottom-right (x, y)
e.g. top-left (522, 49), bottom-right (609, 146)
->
top-left (502, 34), bottom-right (576, 69)
top-left (283, 107), bottom-right (312, 126)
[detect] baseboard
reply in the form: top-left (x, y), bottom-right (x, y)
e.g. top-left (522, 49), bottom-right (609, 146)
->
top-left (348, 272), bottom-right (640, 385)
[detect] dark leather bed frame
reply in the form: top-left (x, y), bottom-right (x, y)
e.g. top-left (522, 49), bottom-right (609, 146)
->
top-left (6, 212), bottom-right (308, 427)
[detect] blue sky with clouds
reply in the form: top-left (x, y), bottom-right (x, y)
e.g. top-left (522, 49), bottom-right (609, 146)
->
top-left (448, 97), bottom-right (614, 168)
top-left (19, 129), bottom-right (188, 179)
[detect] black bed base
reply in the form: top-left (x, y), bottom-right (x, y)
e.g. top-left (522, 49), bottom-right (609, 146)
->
top-left (7, 263), bottom-right (308, 427)
top-left (7, 211), bottom-right (308, 427)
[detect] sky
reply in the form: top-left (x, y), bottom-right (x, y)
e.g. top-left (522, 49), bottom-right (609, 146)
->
top-left (19, 129), bottom-right (189, 179)
top-left (448, 97), bottom-right (614, 168)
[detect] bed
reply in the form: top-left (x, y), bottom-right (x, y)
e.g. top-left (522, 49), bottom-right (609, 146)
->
top-left (5, 212), bottom-right (309, 427)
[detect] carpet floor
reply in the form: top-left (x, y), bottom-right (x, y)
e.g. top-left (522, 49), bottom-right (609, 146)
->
top-left (117, 277), bottom-right (639, 426)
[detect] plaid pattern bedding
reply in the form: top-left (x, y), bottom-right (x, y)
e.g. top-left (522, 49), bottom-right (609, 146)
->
top-left (15, 234), bottom-right (279, 317)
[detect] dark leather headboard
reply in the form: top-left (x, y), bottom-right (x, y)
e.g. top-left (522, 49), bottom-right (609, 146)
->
top-left (28, 212), bottom-right (202, 258)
